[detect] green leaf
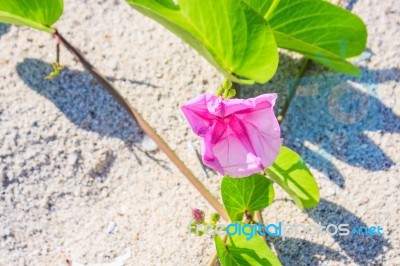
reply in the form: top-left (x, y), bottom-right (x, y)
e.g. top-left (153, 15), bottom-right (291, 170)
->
top-left (244, 0), bottom-right (367, 75)
top-left (221, 174), bottom-right (274, 222)
top-left (0, 0), bottom-right (63, 33)
top-left (126, 0), bottom-right (279, 84)
top-left (215, 230), bottom-right (281, 266)
top-left (266, 146), bottom-right (319, 209)
top-left (241, 0), bottom-right (273, 15)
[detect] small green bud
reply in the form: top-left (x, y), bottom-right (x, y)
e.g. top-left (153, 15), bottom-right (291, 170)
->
top-left (189, 222), bottom-right (204, 236)
top-left (224, 88), bottom-right (236, 98)
top-left (216, 85), bottom-right (224, 96)
top-left (222, 78), bottom-right (232, 90)
top-left (210, 213), bottom-right (220, 223)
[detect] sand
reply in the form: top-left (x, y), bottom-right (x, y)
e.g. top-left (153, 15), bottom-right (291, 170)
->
top-left (0, 0), bottom-right (399, 265)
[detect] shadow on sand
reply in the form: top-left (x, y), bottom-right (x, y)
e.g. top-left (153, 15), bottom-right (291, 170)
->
top-left (271, 199), bottom-right (390, 265)
top-left (15, 53), bottom-right (394, 266)
top-left (0, 23), bottom-right (10, 39)
top-left (242, 54), bottom-right (399, 188)
top-left (16, 58), bottom-right (145, 141)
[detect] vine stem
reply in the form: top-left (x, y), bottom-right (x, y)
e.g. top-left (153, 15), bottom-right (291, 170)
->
top-left (54, 30), bottom-right (229, 222)
top-left (207, 253), bottom-right (218, 266)
top-left (56, 39), bottom-right (60, 65)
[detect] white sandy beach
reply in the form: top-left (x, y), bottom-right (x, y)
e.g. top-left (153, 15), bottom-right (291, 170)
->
top-left (0, 0), bottom-right (399, 265)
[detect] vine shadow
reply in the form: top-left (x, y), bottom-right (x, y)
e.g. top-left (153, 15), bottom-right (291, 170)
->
top-left (271, 199), bottom-right (391, 265)
top-left (242, 54), bottom-right (399, 188)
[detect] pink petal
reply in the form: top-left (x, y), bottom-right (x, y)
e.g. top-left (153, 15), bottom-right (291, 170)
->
top-left (213, 116), bottom-right (266, 177)
top-left (207, 93), bottom-right (277, 118)
top-left (181, 94), bottom-right (215, 136)
top-left (234, 95), bottom-right (282, 169)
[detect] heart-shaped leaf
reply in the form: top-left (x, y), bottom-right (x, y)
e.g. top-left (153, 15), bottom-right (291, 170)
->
top-left (266, 146), bottom-right (319, 209)
top-left (244, 0), bottom-right (367, 76)
top-left (126, 0), bottom-right (279, 84)
top-left (215, 230), bottom-right (281, 266)
top-left (0, 0), bottom-right (63, 33)
top-left (221, 174), bottom-right (274, 222)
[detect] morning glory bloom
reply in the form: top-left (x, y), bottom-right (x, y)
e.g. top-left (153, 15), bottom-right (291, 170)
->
top-left (181, 93), bottom-right (282, 177)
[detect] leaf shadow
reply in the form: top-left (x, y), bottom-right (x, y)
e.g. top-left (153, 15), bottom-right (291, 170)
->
top-left (0, 23), bottom-right (10, 39)
top-left (306, 199), bottom-right (391, 265)
top-left (15, 58), bottom-right (172, 171)
top-left (242, 53), bottom-right (399, 188)
top-left (271, 237), bottom-right (347, 266)
top-left (16, 58), bottom-right (143, 141)
top-left (269, 199), bottom-right (391, 265)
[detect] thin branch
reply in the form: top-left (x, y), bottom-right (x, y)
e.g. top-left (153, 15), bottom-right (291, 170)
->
top-left (54, 30), bottom-right (229, 222)
top-left (207, 252), bottom-right (218, 266)
top-left (253, 210), bottom-right (267, 241)
top-left (56, 43), bottom-right (60, 65)
top-left (55, 33), bottom-right (61, 65)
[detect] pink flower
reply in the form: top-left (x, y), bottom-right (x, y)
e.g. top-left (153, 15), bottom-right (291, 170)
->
top-left (181, 93), bottom-right (282, 177)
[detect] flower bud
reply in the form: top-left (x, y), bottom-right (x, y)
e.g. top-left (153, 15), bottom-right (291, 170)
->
top-left (210, 213), bottom-right (220, 223)
top-left (222, 78), bottom-right (232, 90)
top-left (191, 208), bottom-right (205, 224)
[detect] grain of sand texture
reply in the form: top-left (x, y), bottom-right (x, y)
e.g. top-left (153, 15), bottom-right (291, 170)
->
top-left (0, 0), bottom-right (399, 265)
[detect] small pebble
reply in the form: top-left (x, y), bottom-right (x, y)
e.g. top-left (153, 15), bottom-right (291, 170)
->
top-left (6, 171), bottom-right (15, 182)
top-left (355, 50), bottom-right (373, 64)
top-left (107, 222), bottom-right (116, 234)
top-left (321, 170), bottom-right (330, 180)
top-left (101, 188), bottom-right (108, 198)
top-left (107, 58), bottom-right (118, 70)
top-left (361, 144), bottom-right (368, 149)
top-left (325, 187), bottom-right (336, 197)
top-left (3, 228), bottom-right (10, 237)
top-left (141, 134), bottom-right (158, 152)
top-left (119, 205), bottom-right (128, 216)
top-left (67, 153), bottom-right (78, 166)
top-left (115, 248), bottom-right (132, 263)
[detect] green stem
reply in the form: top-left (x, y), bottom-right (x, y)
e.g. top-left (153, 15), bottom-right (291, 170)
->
top-left (216, 85), bottom-right (224, 97)
top-left (55, 30), bottom-right (230, 222)
top-left (56, 40), bottom-right (60, 65)
top-left (277, 58), bottom-right (309, 124)
top-left (264, 0), bottom-right (281, 20)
